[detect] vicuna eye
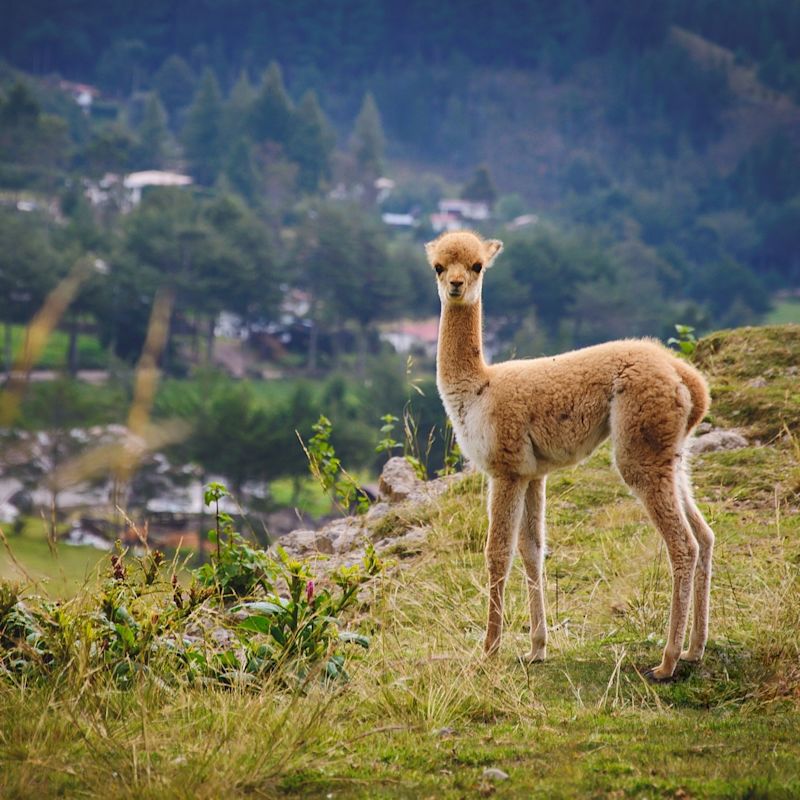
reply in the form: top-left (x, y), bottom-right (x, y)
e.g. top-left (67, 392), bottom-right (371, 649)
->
top-left (435, 264), bottom-right (445, 275)
top-left (471, 262), bottom-right (483, 273)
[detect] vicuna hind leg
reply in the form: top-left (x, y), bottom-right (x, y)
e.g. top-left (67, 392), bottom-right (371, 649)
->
top-left (677, 462), bottom-right (714, 662)
top-left (618, 457), bottom-right (698, 681)
top-left (484, 476), bottom-right (527, 656)
top-left (518, 477), bottom-right (548, 661)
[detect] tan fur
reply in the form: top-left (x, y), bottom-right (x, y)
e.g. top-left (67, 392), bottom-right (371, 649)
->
top-left (426, 230), bottom-right (714, 680)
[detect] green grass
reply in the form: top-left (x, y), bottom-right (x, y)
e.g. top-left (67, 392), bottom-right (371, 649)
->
top-left (764, 299), bottom-right (800, 326)
top-left (0, 518), bottom-right (106, 597)
top-left (7, 322), bottom-right (108, 370)
top-left (1, 326), bottom-right (799, 798)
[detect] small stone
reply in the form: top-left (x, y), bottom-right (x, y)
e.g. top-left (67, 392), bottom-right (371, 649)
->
top-left (689, 429), bottom-right (748, 455)
top-left (274, 529), bottom-right (334, 555)
top-left (374, 527), bottom-right (427, 556)
top-left (482, 767), bottom-right (509, 781)
top-left (433, 726), bottom-right (456, 737)
top-left (747, 376), bottom-right (768, 388)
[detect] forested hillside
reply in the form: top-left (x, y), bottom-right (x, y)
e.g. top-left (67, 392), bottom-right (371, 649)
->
top-left (1, 0), bottom-right (799, 501)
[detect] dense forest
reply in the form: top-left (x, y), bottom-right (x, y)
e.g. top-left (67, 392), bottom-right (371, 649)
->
top-left (1, 0), bottom-right (799, 486)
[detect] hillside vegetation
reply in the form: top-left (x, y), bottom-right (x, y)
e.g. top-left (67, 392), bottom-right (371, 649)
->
top-left (1, 325), bottom-right (798, 798)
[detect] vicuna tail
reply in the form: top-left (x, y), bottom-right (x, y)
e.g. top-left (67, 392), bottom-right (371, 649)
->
top-left (675, 360), bottom-right (710, 433)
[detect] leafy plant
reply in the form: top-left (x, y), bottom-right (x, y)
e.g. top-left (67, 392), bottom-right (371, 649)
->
top-left (668, 324), bottom-right (698, 357)
top-left (302, 415), bottom-right (371, 514)
top-left (376, 413), bottom-right (401, 458)
top-left (0, 482), bottom-right (383, 689)
top-left (195, 482), bottom-right (275, 599)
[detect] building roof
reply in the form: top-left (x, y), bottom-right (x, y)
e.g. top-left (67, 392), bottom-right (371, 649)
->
top-left (123, 171), bottom-right (193, 189)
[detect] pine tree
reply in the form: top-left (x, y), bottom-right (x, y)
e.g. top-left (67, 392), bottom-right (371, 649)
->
top-left (183, 68), bottom-right (224, 186)
top-left (462, 165), bottom-right (497, 207)
top-left (225, 70), bottom-right (256, 143)
top-left (225, 137), bottom-right (261, 203)
top-left (153, 55), bottom-right (197, 115)
top-left (287, 90), bottom-right (335, 192)
top-left (350, 91), bottom-right (385, 180)
top-left (138, 93), bottom-right (169, 168)
top-left (250, 62), bottom-right (293, 146)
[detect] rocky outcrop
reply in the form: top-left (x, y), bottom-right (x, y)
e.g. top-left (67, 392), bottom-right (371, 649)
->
top-left (272, 457), bottom-right (462, 572)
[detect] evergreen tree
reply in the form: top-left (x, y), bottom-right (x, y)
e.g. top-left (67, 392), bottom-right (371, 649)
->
top-left (183, 68), bottom-right (224, 185)
top-left (287, 90), bottom-right (335, 192)
top-left (462, 165), bottom-right (497, 207)
top-left (225, 69), bottom-right (256, 144)
top-left (250, 62), bottom-right (293, 145)
top-left (137, 93), bottom-right (169, 168)
top-left (153, 55), bottom-right (197, 115)
top-left (225, 137), bottom-right (261, 204)
top-left (350, 91), bottom-right (385, 179)
top-left (83, 123), bottom-right (138, 176)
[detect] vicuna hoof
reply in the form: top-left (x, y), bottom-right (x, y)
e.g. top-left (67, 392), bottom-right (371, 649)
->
top-left (679, 649), bottom-right (704, 663)
top-left (644, 666), bottom-right (676, 683)
top-left (524, 647), bottom-right (547, 663)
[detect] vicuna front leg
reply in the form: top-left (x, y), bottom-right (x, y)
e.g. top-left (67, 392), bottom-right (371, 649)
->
top-left (518, 478), bottom-right (548, 662)
top-left (484, 476), bottom-right (527, 656)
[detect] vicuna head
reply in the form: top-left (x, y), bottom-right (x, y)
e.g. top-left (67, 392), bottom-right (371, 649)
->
top-left (425, 231), bottom-right (503, 307)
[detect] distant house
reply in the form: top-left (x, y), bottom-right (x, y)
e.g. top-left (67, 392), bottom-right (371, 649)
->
top-left (506, 213), bottom-right (539, 230)
top-left (430, 212), bottom-right (462, 233)
top-left (438, 199), bottom-right (490, 221)
top-left (379, 317), bottom-right (439, 359)
top-left (381, 212), bottom-right (416, 228)
top-left (58, 80), bottom-right (100, 113)
top-left (375, 177), bottom-right (395, 204)
top-left (429, 198), bottom-right (491, 232)
top-left (86, 171), bottom-right (193, 211)
top-left (123, 171), bottom-right (193, 206)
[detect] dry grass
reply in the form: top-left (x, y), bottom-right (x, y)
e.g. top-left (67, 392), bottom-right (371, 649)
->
top-left (2, 327), bottom-right (800, 797)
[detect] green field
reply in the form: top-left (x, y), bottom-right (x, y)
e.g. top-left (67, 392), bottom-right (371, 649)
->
top-left (764, 299), bottom-right (800, 325)
top-left (6, 322), bottom-right (108, 371)
top-left (1, 326), bottom-right (799, 798)
top-left (0, 519), bottom-right (106, 597)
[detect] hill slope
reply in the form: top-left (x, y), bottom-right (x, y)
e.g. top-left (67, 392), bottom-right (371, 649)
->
top-left (1, 325), bottom-right (799, 798)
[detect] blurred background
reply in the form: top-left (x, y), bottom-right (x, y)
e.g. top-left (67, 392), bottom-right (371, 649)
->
top-left (1, 1), bottom-right (799, 566)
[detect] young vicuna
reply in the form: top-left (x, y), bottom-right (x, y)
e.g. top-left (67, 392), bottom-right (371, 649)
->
top-left (426, 230), bottom-right (714, 681)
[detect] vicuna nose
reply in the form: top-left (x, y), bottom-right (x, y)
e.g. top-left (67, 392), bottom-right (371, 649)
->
top-left (450, 279), bottom-right (464, 288)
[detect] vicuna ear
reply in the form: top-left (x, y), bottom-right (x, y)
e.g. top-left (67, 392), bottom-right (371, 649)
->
top-left (483, 239), bottom-right (504, 267)
top-left (424, 240), bottom-right (438, 267)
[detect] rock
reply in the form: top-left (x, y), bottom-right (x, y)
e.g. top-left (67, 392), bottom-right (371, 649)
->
top-left (747, 376), bottom-right (768, 388)
top-left (366, 501), bottom-right (390, 522)
top-left (378, 457), bottom-right (424, 503)
top-left (378, 457), bottom-right (463, 506)
top-left (689, 429), bottom-right (748, 455)
top-left (374, 527), bottom-right (427, 556)
top-left (275, 528), bottom-right (334, 556)
top-left (325, 518), bottom-right (367, 554)
top-left (482, 767), bottom-right (509, 781)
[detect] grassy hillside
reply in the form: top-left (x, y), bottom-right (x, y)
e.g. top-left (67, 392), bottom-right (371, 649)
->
top-left (1, 325), bottom-right (799, 798)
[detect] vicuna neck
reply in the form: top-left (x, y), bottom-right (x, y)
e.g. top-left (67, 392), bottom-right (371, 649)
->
top-left (437, 298), bottom-right (488, 390)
